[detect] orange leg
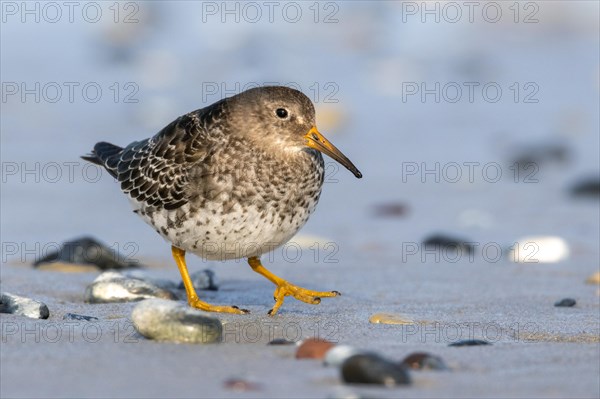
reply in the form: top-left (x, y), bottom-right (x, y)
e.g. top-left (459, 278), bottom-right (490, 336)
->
top-left (248, 256), bottom-right (339, 315)
top-left (173, 246), bottom-right (248, 314)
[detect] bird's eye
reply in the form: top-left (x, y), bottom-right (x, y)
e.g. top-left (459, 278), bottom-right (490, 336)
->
top-left (275, 108), bottom-right (288, 119)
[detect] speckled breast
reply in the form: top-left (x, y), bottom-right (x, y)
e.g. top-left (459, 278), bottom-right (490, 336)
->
top-left (132, 149), bottom-right (325, 261)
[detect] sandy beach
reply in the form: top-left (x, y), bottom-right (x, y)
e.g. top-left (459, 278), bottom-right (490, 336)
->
top-left (1, 2), bottom-right (599, 398)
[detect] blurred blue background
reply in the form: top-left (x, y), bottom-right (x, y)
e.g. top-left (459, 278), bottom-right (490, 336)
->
top-left (1, 1), bottom-right (598, 267)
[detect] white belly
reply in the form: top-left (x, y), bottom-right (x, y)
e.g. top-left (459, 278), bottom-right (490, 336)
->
top-left (131, 199), bottom-right (315, 261)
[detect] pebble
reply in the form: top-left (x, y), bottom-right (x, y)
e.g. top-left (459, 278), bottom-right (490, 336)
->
top-left (510, 142), bottom-right (570, 172)
top-left (327, 387), bottom-right (362, 399)
top-left (131, 299), bottom-right (222, 343)
top-left (554, 298), bottom-right (576, 307)
top-left (123, 270), bottom-right (179, 291)
top-left (223, 378), bottom-right (261, 392)
top-left (341, 354), bottom-right (411, 386)
top-left (569, 177), bottom-right (600, 198)
top-left (0, 293), bottom-right (49, 319)
top-left (296, 338), bottom-right (336, 359)
top-left (63, 313), bottom-right (99, 321)
top-left (401, 352), bottom-right (448, 370)
top-left (372, 202), bottom-right (409, 218)
top-left (369, 313), bottom-right (414, 325)
top-left (177, 269), bottom-right (218, 291)
top-left (35, 262), bottom-right (99, 273)
top-left (585, 272), bottom-right (600, 285)
top-left (267, 338), bottom-right (296, 345)
top-left (33, 236), bottom-right (139, 270)
top-left (508, 236), bottom-right (569, 263)
top-left (324, 345), bottom-right (362, 367)
top-left (423, 234), bottom-right (475, 255)
top-left (449, 339), bottom-right (491, 347)
top-left (84, 271), bottom-right (177, 303)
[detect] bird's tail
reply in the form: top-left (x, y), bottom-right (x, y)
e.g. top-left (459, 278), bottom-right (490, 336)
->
top-left (81, 142), bottom-right (123, 177)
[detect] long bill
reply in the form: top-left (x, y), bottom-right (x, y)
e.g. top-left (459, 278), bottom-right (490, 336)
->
top-left (304, 126), bottom-right (362, 178)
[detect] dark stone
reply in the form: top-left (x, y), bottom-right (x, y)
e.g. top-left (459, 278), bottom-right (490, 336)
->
top-left (268, 338), bottom-right (296, 345)
top-left (33, 236), bottom-right (140, 270)
top-left (401, 352), bottom-right (448, 370)
top-left (63, 313), bottom-right (99, 321)
top-left (449, 339), bottom-right (491, 347)
top-left (372, 202), bottom-right (409, 218)
top-left (324, 345), bottom-right (362, 367)
top-left (554, 298), bottom-right (576, 307)
top-left (341, 354), bottom-right (411, 386)
top-left (423, 234), bottom-right (475, 254)
top-left (570, 178), bottom-right (600, 198)
top-left (178, 269), bottom-right (219, 291)
top-left (511, 142), bottom-right (570, 173)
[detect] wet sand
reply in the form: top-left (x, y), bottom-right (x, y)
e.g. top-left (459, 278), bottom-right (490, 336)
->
top-left (1, 2), bottom-right (599, 398)
top-left (2, 244), bottom-right (599, 398)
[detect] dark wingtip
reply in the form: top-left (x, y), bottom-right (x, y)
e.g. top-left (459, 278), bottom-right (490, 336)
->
top-left (81, 142), bottom-right (123, 167)
top-left (81, 153), bottom-right (101, 165)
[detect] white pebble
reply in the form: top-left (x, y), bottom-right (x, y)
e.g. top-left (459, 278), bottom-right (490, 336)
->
top-left (509, 236), bottom-right (569, 263)
top-left (324, 345), bottom-right (361, 367)
top-left (0, 293), bottom-right (49, 319)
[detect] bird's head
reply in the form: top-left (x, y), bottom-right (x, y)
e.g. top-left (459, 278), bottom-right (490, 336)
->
top-left (225, 86), bottom-right (362, 178)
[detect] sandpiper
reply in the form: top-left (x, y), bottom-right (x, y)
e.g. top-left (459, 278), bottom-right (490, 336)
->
top-left (82, 86), bottom-right (362, 315)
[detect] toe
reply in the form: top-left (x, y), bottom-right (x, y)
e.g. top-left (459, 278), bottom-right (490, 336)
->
top-left (291, 291), bottom-right (321, 305)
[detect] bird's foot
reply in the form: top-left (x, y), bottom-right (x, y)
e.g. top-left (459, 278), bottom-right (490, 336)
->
top-left (188, 296), bottom-right (249, 314)
top-left (268, 282), bottom-right (340, 316)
